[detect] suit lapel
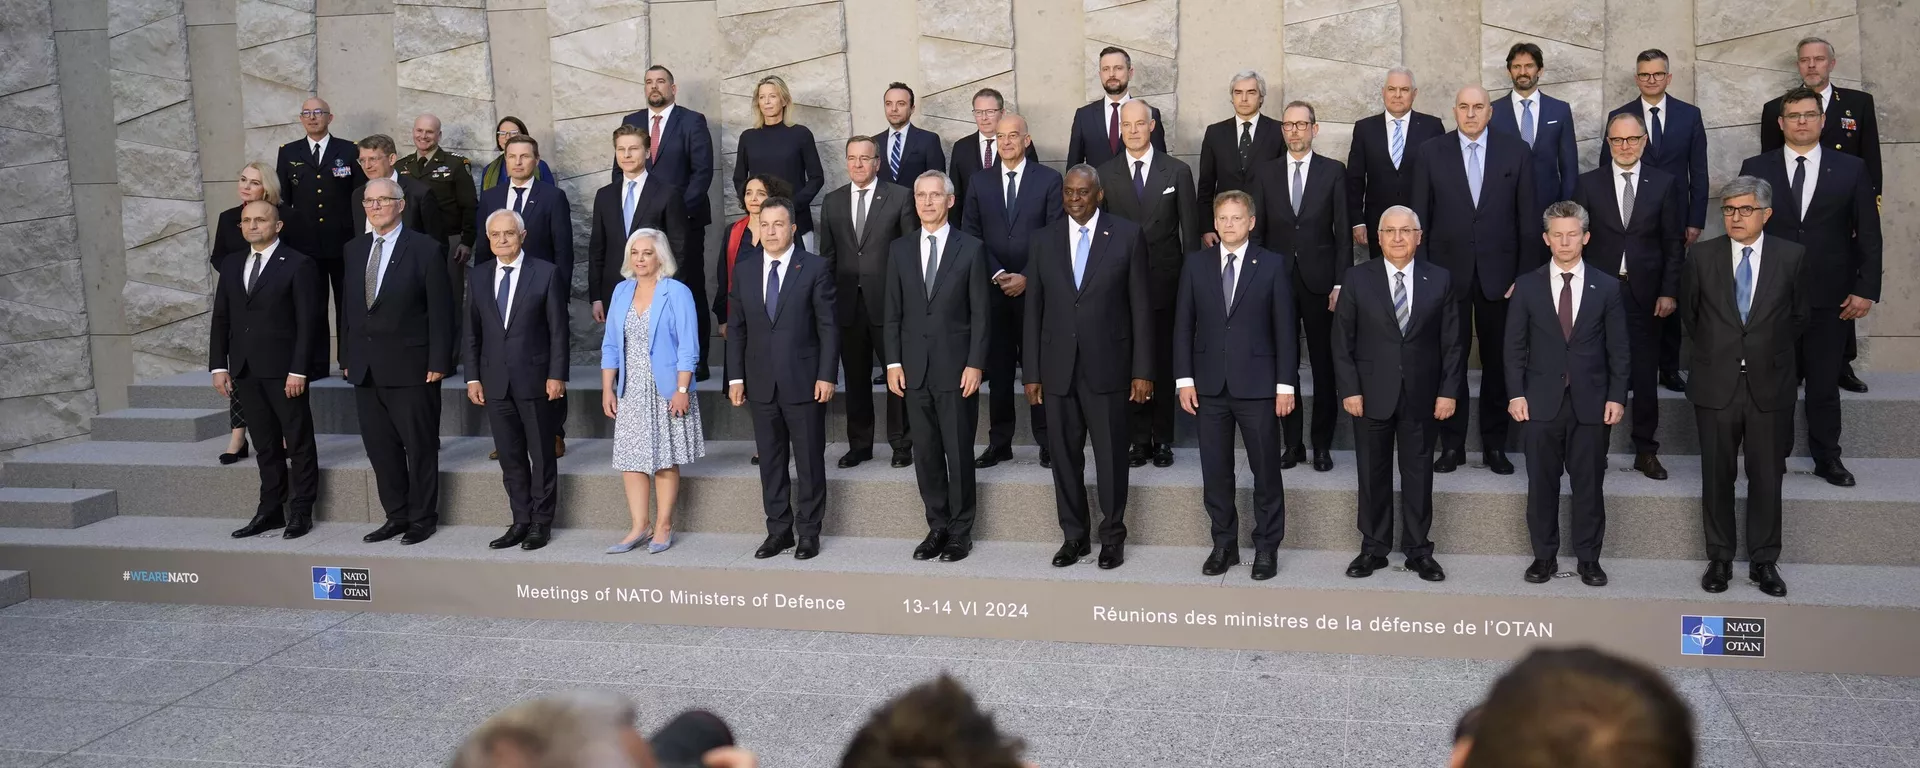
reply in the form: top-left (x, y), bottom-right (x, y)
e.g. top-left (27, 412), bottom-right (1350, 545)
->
top-left (856, 185), bottom-right (885, 245)
top-left (1227, 248), bottom-right (1257, 316)
top-left (1075, 224), bottom-right (1111, 297)
top-left (370, 235), bottom-right (404, 311)
top-left (477, 260), bottom-right (505, 326)
top-left (1744, 245), bottom-right (1779, 329)
top-left (928, 234), bottom-right (964, 299)
top-left (772, 253), bottom-right (809, 325)
top-left (1407, 261), bottom-right (1439, 335)
top-left (1139, 158), bottom-right (1171, 229)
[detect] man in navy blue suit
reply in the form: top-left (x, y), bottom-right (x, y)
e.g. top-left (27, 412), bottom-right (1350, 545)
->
top-left (1066, 47), bottom-right (1168, 170)
top-left (1491, 42), bottom-right (1578, 214)
top-left (949, 88), bottom-right (1038, 226)
top-left (621, 66), bottom-right (716, 379)
top-left (961, 113), bottom-right (1063, 468)
top-left (477, 134), bottom-right (574, 452)
top-left (875, 83), bottom-right (946, 188)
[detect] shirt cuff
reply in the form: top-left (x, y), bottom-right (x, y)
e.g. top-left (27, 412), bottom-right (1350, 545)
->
top-left (991, 269), bottom-right (1005, 280)
top-left (1175, 377), bottom-right (1194, 389)
top-left (1351, 224), bottom-right (1366, 230)
top-left (1276, 384), bottom-right (1295, 395)
top-left (211, 369), bottom-right (228, 374)
top-left (1509, 397), bottom-right (1523, 403)
top-left (886, 363), bottom-right (902, 369)
top-left (289, 373), bottom-right (307, 379)
top-left (1332, 284), bottom-right (1341, 291)
top-left (729, 379), bottom-right (744, 386)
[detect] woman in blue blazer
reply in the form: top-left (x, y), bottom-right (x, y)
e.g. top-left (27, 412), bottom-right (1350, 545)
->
top-left (601, 229), bottom-right (705, 554)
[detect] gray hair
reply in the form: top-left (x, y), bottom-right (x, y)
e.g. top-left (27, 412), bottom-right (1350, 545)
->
top-left (484, 208), bottom-right (525, 232)
top-left (1720, 175), bottom-right (1774, 208)
top-left (1228, 70), bottom-right (1268, 97)
top-left (449, 690), bottom-right (641, 768)
top-left (365, 176), bottom-right (402, 200)
top-left (1797, 36), bottom-right (1836, 59)
top-left (621, 227), bottom-right (679, 280)
top-left (913, 169), bottom-right (954, 197)
top-left (1542, 200), bottom-right (1590, 233)
top-left (1606, 112), bottom-right (1647, 133)
top-left (1065, 163), bottom-right (1100, 185)
top-left (1379, 204), bottom-right (1421, 231)
top-left (1386, 66), bottom-right (1417, 88)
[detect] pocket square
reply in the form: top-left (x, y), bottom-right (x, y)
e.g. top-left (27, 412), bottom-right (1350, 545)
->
top-left (1162, 187), bottom-right (1176, 194)
top-left (1546, 120), bottom-right (1560, 125)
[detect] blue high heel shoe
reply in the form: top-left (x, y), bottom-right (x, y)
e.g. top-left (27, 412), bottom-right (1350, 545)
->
top-left (648, 533), bottom-right (674, 554)
top-left (606, 530), bottom-right (651, 554)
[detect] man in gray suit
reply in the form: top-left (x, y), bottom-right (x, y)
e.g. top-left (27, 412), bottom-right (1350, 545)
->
top-left (819, 135), bottom-right (917, 468)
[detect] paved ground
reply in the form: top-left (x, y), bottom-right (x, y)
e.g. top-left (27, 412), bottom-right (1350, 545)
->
top-left (0, 599), bottom-right (1914, 767)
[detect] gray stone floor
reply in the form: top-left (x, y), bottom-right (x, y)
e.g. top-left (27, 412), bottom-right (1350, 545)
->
top-left (0, 600), bottom-right (1914, 768)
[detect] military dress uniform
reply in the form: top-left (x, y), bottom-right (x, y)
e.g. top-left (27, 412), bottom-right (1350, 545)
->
top-left (276, 136), bottom-right (366, 318)
top-left (398, 147), bottom-right (480, 328)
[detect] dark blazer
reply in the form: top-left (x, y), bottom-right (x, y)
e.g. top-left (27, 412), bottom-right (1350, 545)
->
top-left (874, 124), bottom-right (946, 187)
top-left (732, 123), bottom-right (826, 234)
top-left (588, 174), bottom-right (689, 305)
top-left (1346, 111), bottom-right (1448, 236)
top-left (1172, 243), bottom-right (1298, 398)
top-left (477, 180), bottom-right (575, 286)
top-left (619, 106), bottom-right (716, 226)
top-left (1409, 131), bottom-right (1543, 301)
top-left (1491, 92), bottom-right (1579, 208)
top-left (1066, 99), bottom-right (1168, 170)
top-left (463, 256), bottom-right (569, 400)
top-left (1761, 85), bottom-right (1881, 195)
top-left (1022, 214), bottom-right (1154, 392)
top-left (338, 227), bottom-right (455, 385)
top-left (949, 133), bottom-right (1038, 224)
top-left (1570, 163), bottom-right (1686, 306)
top-left (276, 136), bottom-right (365, 261)
top-left (817, 181), bottom-right (918, 326)
top-left (1738, 149), bottom-right (1883, 305)
top-left (1098, 150), bottom-right (1201, 309)
top-left (1331, 258), bottom-right (1465, 420)
top-left (1252, 152), bottom-right (1351, 295)
top-left (1503, 264), bottom-right (1631, 424)
top-left (1602, 97), bottom-right (1710, 228)
top-left (884, 227), bottom-right (992, 391)
top-left (1197, 115), bottom-right (1287, 232)
top-left (1680, 236), bottom-right (1808, 412)
top-left (724, 248), bottom-right (840, 404)
top-left (209, 243), bottom-right (328, 380)
top-left (959, 161), bottom-right (1065, 276)
top-left (351, 175), bottom-right (445, 242)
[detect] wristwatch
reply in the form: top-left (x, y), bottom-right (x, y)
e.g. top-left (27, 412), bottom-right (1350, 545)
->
top-left (676, 386), bottom-right (689, 394)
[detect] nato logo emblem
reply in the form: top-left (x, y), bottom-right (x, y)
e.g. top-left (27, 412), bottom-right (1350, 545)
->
top-left (1683, 615), bottom-right (1765, 657)
top-left (311, 567), bottom-right (372, 601)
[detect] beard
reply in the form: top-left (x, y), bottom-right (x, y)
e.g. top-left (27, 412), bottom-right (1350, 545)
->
top-left (647, 93), bottom-right (668, 108)
top-left (1513, 75), bottom-right (1535, 90)
top-left (1103, 79), bottom-right (1126, 96)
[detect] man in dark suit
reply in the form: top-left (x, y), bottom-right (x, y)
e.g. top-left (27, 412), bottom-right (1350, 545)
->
top-left (466, 210), bottom-right (569, 552)
top-left (1254, 100), bottom-right (1349, 472)
top-left (591, 123), bottom-right (689, 317)
top-left (478, 134), bottom-right (575, 451)
top-left (1505, 201), bottom-right (1631, 587)
top-left (1347, 67), bottom-right (1448, 260)
top-left (1197, 70), bottom-right (1285, 248)
top-left (1760, 37), bottom-right (1880, 393)
top-left (1025, 165), bottom-right (1154, 570)
top-left (1681, 176), bottom-right (1807, 597)
top-left (726, 197), bottom-right (840, 561)
top-left (1066, 47), bottom-right (1168, 170)
top-left (340, 178), bottom-right (455, 546)
top-left (1740, 85), bottom-right (1882, 487)
top-left (820, 135), bottom-right (918, 468)
top-left (351, 134), bottom-right (445, 240)
top-left (1331, 206), bottom-right (1463, 582)
top-left (961, 113), bottom-right (1063, 468)
top-left (276, 97), bottom-right (365, 316)
top-left (1572, 113), bottom-right (1686, 480)
top-left (885, 171), bottom-right (991, 562)
top-left (621, 65), bottom-right (717, 378)
top-left (1099, 99), bottom-right (1200, 469)
top-left (876, 83), bottom-right (946, 188)
top-left (1173, 191), bottom-right (1297, 580)
top-left (1603, 49), bottom-right (1710, 394)
top-left (1410, 85), bottom-right (1541, 475)
top-left (949, 88), bottom-right (1038, 226)
top-left (211, 201), bottom-right (327, 540)
top-left (1490, 42), bottom-right (1578, 214)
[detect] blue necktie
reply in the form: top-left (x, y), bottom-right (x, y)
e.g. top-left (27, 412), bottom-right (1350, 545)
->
top-left (513, 186), bottom-right (526, 213)
top-left (1520, 99), bottom-right (1535, 147)
top-left (622, 180), bottom-right (637, 233)
top-left (1466, 142), bottom-right (1483, 206)
top-left (765, 259), bottom-right (781, 320)
top-left (1072, 226), bottom-right (1090, 289)
top-left (1132, 160), bottom-right (1146, 203)
top-left (1735, 247), bottom-right (1753, 323)
top-left (1004, 171), bottom-right (1016, 216)
top-left (1390, 118), bottom-right (1404, 169)
top-left (496, 266), bottom-right (513, 324)
top-left (890, 132), bottom-right (902, 179)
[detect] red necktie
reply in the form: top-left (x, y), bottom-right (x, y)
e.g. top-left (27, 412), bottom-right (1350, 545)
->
top-left (649, 115), bottom-right (662, 164)
top-left (1558, 273), bottom-right (1574, 340)
top-left (1108, 102), bottom-right (1120, 155)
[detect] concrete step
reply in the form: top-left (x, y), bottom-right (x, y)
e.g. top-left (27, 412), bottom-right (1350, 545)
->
top-left (5, 435), bottom-right (1913, 566)
top-left (0, 570), bottom-right (25, 610)
top-left (122, 368), bottom-right (1920, 458)
top-left (90, 408), bottom-right (230, 443)
top-left (0, 487), bottom-right (117, 529)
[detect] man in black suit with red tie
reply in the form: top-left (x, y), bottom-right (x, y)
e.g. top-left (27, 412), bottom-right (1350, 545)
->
top-left (948, 88), bottom-right (1038, 226)
top-left (1066, 47), bottom-right (1168, 170)
top-left (212, 201), bottom-right (327, 540)
top-left (1347, 67), bottom-right (1447, 260)
top-left (341, 179), bottom-right (454, 546)
top-left (1197, 71), bottom-right (1285, 248)
top-left (1025, 165), bottom-right (1154, 570)
top-left (621, 65), bottom-right (716, 378)
top-left (276, 97), bottom-right (365, 316)
top-left (591, 124), bottom-right (689, 319)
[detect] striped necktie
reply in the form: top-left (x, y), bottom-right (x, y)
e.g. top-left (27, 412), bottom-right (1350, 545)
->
top-left (1393, 270), bottom-right (1410, 335)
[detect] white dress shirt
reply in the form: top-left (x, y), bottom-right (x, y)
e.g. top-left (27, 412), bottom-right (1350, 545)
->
top-left (977, 132), bottom-right (998, 168)
top-left (729, 246), bottom-right (795, 386)
top-left (1123, 146), bottom-right (1155, 180)
top-left (885, 223), bottom-right (954, 372)
top-left (648, 103), bottom-right (676, 128)
top-left (1732, 234), bottom-right (1764, 366)
top-left (308, 134), bottom-right (330, 159)
top-left (508, 181), bottom-right (534, 212)
top-left (1385, 258), bottom-right (1415, 311)
top-left (1284, 150), bottom-right (1313, 195)
top-left (1510, 89), bottom-right (1542, 120)
top-left (1639, 94), bottom-right (1667, 125)
top-left (1175, 242), bottom-right (1296, 395)
top-left (368, 222), bottom-right (404, 297)
top-left (493, 252), bottom-right (525, 328)
top-left (1547, 258), bottom-right (1586, 321)
top-left (849, 178), bottom-right (876, 223)
top-left (990, 160), bottom-right (1027, 279)
top-left (1236, 116), bottom-right (1259, 143)
top-left (1784, 144), bottom-right (1821, 214)
top-left (1103, 94), bottom-right (1135, 143)
top-left (213, 239), bottom-right (303, 377)
top-left (886, 127), bottom-right (909, 164)
top-left (1066, 210), bottom-right (1101, 255)
top-left (1459, 130), bottom-right (1487, 178)
top-left (1817, 83), bottom-right (1834, 113)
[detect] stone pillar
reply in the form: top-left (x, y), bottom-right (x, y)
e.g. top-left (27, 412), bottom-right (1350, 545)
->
top-left (1177, 0), bottom-right (1282, 159)
top-left (396, 0), bottom-right (495, 165)
top-left (650, 0), bottom-right (723, 249)
top-left (1604, 0), bottom-right (1695, 108)
top-left (1086, 0), bottom-right (1179, 146)
top-left (845, 0), bottom-right (918, 134)
top-left (1282, 0), bottom-right (1401, 165)
top-left (1011, 0), bottom-right (1083, 162)
top-left (315, 0), bottom-right (397, 141)
top-left (1400, 0), bottom-right (1479, 123)
top-left (1858, 0), bottom-right (1917, 368)
top-left (189, 0), bottom-right (243, 235)
top-left (915, 0), bottom-right (1016, 150)
top-left (486, 1), bottom-right (552, 149)
top-left (1480, 2), bottom-right (1607, 172)
top-left (716, 0), bottom-right (853, 219)
top-left (238, 0), bottom-right (316, 162)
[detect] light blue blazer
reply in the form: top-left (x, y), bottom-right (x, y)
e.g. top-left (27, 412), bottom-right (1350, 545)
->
top-left (601, 277), bottom-right (699, 400)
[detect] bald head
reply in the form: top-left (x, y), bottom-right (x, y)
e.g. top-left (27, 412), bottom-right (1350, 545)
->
top-left (994, 112), bottom-right (1031, 166)
top-left (299, 96), bottom-right (333, 139)
top-left (1454, 85), bottom-right (1492, 139)
top-left (412, 113), bottom-right (443, 154)
top-left (238, 199), bottom-right (283, 248)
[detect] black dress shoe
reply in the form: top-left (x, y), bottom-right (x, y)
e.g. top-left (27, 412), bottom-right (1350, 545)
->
top-left (1813, 459), bottom-right (1857, 487)
top-left (1152, 443), bottom-right (1174, 468)
top-left (974, 446), bottom-right (1012, 468)
top-left (521, 523), bottom-right (550, 551)
top-left (1524, 558), bottom-right (1556, 584)
top-left (1345, 553), bottom-right (1389, 578)
top-left (1128, 443), bottom-right (1150, 468)
top-left (1577, 560), bottom-right (1608, 587)
top-left (755, 531), bottom-right (795, 559)
top-left (283, 513), bottom-right (312, 540)
top-left (1312, 450), bottom-right (1333, 472)
top-left (1483, 450), bottom-right (1514, 475)
top-left (1634, 453), bottom-right (1669, 480)
top-left (794, 535), bottom-right (820, 560)
top-left (938, 541), bottom-right (970, 562)
top-left (695, 367), bottom-right (711, 382)
top-left (1097, 542), bottom-right (1125, 569)
top-left (891, 449), bottom-right (913, 468)
top-left (1051, 539), bottom-right (1090, 567)
top-left (400, 526), bottom-right (434, 545)
top-left (488, 449), bottom-right (499, 460)
top-left (1701, 559), bottom-right (1732, 593)
top-left (1201, 546), bottom-right (1239, 576)
top-left (1278, 444), bottom-right (1305, 469)
top-left (1660, 370), bottom-right (1688, 393)
top-left (750, 454), bottom-right (760, 466)
top-left (230, 514), bottom-right (284, 538)
top-left (363, 521), bottom-right (407, 543)
top-left (913, 530), bottom-right (948, 560)
top-left (837, 450), bottom-right (872, 469)
top-left (1750, 562), bottom-right (1788, 597)
top-left (218, 441), bottom-right (250, 465)
top-left (1250, 550), bottom-right (1277, 581)
top-left (1406, 554), bottom-right (1446, 582)
top-left (489, 524), bottom-right (529, 550)
top-left (1839, 366), bottom-right (1869, 393)
top-left (1038, 448), bottom-right (1052, 469)
top-left (872, 372), bottom-right (885, 386)
top-left (1432, 448), bottom-right (1463, 473)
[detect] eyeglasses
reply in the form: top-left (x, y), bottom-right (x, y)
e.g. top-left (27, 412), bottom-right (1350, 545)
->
top-left (1378, 227), bottom-right (1419, 237)
top-left (1720, 205), bottom-right (1767, 218)
top-left (300, 110), bottom-right (330, 118)
top-left (1280, 121), bottom-right (1313, 131)
top-left (1606, 135), bottom-right (1646, 146)
top-left (971, 109), bottom-right (1003, 117)
top-left (496, 130), bottom-right (523, 138)
top-left (362, 197), bottom-right (403, 207)
top-left (1635, 72), bottom-right (1669, 81)
top-left (1782, 111), bottom-right (1823, 123)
